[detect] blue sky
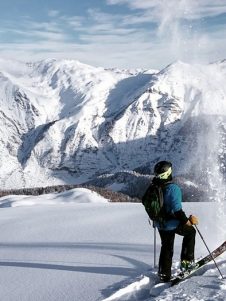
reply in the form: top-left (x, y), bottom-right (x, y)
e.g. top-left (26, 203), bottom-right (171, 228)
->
top-left (0, 0), bottom-right (226, 69)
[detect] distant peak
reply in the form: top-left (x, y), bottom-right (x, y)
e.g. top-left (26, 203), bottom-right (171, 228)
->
top-left (159, 60), bottom-right (189, 73)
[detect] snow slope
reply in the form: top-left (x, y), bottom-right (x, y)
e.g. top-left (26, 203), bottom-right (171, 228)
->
top-left (1, 58), bottom-right (226, 201)
top-left (0, 58), bottom-right (155, 188)
top-left (0, 189), bottom-right (225, 301)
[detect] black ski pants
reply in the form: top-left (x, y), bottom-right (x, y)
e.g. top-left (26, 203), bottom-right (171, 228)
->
top-left (158, 224), bottom-right (196, 278)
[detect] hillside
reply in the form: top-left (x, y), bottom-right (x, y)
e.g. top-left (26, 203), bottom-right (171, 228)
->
top-left (0, 59), bottom-right (226, 201)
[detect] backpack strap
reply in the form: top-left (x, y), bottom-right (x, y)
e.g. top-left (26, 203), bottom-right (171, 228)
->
top-left (156, 185), bottom-right (164, 208)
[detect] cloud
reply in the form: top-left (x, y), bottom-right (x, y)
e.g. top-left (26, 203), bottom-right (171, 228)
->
top-left (63, 16), bottom-right (85, 28)
top-left (106, 0), bottom-right (226, 41)
top-left (106, 0), bottom-right (226, 34)
top-left (2, 20), bottom-right (67, 43)
top-left (48, 10), bottom-right (60, 18)
top-left (27, 21), bottom-right (63, 33)
top-left (105, 0), bottom-right (226, 66)
top-left (106, 0), bottom-right (226, 19)
top-left (84, 9), bottom-right (144, 36)
top-left (0, 21), bottom-right (163, 69)
top-left (0, 2), bottom-right (225, 70)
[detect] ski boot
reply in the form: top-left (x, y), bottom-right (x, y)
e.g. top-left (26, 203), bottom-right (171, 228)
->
top-left (158, 273), bottom-right (172, 283)
top-left (180, 260), bottom-right (198, 274)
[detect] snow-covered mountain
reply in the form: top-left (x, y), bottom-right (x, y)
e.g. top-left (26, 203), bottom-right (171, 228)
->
top-left (1, 58), bottom-right (226, 201)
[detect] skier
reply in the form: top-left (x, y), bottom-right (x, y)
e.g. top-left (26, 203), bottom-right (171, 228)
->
top-left (152, 161), bottom-right (198, 282)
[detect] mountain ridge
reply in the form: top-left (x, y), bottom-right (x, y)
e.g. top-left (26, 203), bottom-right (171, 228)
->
top-left (0, 58), bottom-right (226, 202)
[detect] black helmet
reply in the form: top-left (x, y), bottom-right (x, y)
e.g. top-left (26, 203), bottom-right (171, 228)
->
top-left (154, 161), bottom-right (172, 180)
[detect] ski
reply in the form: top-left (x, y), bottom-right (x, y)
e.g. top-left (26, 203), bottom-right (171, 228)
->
top-left (171, 240), bottom-right (226, 286)
top-left (150, 240), bottom-right (226, 296)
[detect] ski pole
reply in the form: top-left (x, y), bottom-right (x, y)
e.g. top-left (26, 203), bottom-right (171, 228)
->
top-left (149, 219), bottom-right (157, 268)
top-left (154, 226), bottom-right (157, 268)
top-left (194, 225), bottom-right (224, 279)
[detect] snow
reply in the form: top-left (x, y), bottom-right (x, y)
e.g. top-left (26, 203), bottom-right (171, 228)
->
top-left (0, 188), bottom-right (108, 207)
top-left (184, 180), bottom-right (198, 188)
top-left (0, 189), bottom-right (225, 301)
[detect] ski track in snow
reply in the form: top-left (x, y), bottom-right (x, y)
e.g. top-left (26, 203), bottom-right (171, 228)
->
top-left (103, 263), bottom-right (226, 301)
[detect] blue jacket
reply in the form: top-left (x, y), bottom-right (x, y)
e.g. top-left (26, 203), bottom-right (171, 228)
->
top-left (155, 183), bottom-right (183, 231)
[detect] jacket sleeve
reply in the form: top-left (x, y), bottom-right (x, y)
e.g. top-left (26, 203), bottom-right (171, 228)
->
top-left (174, 209), bottom-right (189, 224)
top-left (169, 185), bottom-right (188, 224)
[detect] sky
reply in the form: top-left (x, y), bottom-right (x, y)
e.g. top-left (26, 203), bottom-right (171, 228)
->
top-left (0, 0), bottom-right (226, 69)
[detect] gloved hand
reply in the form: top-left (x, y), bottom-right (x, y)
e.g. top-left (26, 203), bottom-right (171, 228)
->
top-left (189, 215), bottom-right (199, 225)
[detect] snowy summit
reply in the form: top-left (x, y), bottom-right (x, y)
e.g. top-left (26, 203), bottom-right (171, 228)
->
top-left (1, 58), bottom-right (226, 199)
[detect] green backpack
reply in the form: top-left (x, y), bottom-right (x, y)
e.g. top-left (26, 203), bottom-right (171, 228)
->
top-left (142, 183), bottom-right (167, 224)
